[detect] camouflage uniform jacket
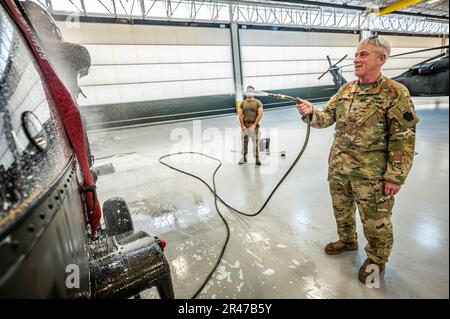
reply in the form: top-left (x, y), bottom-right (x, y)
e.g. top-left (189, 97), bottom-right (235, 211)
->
top-left (306, 75), bottom-right (419, 185)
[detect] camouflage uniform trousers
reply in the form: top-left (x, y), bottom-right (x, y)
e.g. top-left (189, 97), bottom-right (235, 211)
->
top-left (242, 122), bottom-right (260, 158)
top-left (329, 172), bottom-right (394, 264)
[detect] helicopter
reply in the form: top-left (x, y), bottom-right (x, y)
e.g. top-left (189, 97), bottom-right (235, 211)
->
top-left (0, 0), bottom-right (174, 298)
top-left (319, 45), bottom-right (449, 96)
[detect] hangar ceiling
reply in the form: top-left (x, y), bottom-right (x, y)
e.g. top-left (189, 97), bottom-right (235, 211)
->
top-left (28, 0), bottom-right (449, 35)
top-left (306, 0), bottom-right (449, 18)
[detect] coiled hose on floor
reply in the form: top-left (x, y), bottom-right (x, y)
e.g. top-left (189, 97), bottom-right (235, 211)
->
top-left (159, 94), bottom-right (311, 298)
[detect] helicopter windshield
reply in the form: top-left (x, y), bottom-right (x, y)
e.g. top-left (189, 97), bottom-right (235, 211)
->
top-left (0, 4), bottom-right (72, 237)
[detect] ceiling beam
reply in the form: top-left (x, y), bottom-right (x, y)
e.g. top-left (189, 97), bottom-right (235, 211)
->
top-left (378, 0), bottom-right (425, 16)
top-left (260, 0), bottom-right (448, 19)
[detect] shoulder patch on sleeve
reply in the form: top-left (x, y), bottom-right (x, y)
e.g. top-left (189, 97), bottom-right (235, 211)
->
top-left (403, 111), bottom-right (414, 122)
top-left (388, 102), bottom-right (419, 128)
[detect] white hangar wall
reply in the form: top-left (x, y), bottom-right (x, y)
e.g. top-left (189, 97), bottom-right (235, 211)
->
top-left (56, 21), bottom-right (446, 128)
top-left (239, 28), bottom-right (444, 91)
top-left (56, 22), bottom-right (234, 107)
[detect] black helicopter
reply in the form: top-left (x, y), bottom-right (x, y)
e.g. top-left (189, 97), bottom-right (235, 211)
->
top-left (319, 45), bottom-right (449, 96)
top-left (0, 0), bottom-right (174, 299)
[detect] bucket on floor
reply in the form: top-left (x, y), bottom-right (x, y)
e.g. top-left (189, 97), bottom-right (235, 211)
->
top-left (259, 138), bottom-right (270, 151)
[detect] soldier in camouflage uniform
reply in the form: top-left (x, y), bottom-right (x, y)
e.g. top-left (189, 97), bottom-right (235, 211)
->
top-left (296, 36), bottom-right (419, 284)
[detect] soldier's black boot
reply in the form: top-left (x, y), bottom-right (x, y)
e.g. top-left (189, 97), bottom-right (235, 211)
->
top-left (358, 258), bottom-right (385, 284)
top-left (324, 239), bottom-right (358, 255)
top-left (255, 157), bottom-right (261, 165)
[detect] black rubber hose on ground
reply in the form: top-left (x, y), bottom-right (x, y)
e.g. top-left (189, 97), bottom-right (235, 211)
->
top-left (159, 98), bottom-right (310, 298)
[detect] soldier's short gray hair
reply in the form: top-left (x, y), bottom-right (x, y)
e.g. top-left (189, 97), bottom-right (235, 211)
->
top-left (359, 35), bottom-right (391, 58)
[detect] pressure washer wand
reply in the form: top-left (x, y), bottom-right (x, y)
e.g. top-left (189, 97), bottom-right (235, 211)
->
top-left (159, 89), bottom-right (311, 299)
top-left (267, 92), bottom-right (297, 102)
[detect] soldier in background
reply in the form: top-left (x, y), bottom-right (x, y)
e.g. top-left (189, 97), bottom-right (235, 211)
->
top-left (238, 86), bottom-right (264, 166)
top-left (296, 36), bottom-right (419, 284)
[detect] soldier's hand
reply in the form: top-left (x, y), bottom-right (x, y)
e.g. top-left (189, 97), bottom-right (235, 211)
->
top-left (384, 181), bottom-right (401, 196)
top-left (296, 98), bottom-right (314, 117)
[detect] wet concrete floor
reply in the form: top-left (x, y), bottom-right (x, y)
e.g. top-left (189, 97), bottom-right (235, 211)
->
top-left (89, 97), bottom-right (449, 298)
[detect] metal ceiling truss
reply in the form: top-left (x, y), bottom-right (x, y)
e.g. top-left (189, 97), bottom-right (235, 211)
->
top-left (30, 0), bottom-right (449, 35)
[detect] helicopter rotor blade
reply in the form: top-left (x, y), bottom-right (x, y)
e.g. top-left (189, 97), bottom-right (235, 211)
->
top-left (409, 52), bottom-right (447, 69)
top-left (318, 70), bottom-right (329, 80)
top-left (335, 54), bottom-right (348, 66)
top-left (390, 45), bottom-right (449, 58)
top-left (327, 55), bottom-right (332, 67)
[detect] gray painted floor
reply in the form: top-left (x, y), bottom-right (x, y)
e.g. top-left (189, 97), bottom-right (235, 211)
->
top-left (88, 97), bottom-right (449, 299)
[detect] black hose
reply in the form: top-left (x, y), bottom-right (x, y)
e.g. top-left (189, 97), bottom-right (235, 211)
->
top-left (159, 99), bottom-right (310, 299)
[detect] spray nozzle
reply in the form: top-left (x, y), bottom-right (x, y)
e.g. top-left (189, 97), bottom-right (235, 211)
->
top-left (267, 93), bottom-right (297, 102)
top-left (268, 93), bottom-right (286, 100)
top-left (244, 89), bottom-right (296, 101)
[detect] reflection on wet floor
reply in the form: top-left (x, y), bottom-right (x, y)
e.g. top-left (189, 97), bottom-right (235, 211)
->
top-left (89, 99), bottom-right (449, 299)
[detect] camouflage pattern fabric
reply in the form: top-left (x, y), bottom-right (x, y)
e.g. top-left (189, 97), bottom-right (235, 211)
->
top-left (329, 173), bottom-right (394, 263)
top-left (307, 75), bottom-right (419, 184)
top-left (242, 125), bottom-right (260, 158)
top-left (306, 75), bottom-right (419, 263)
